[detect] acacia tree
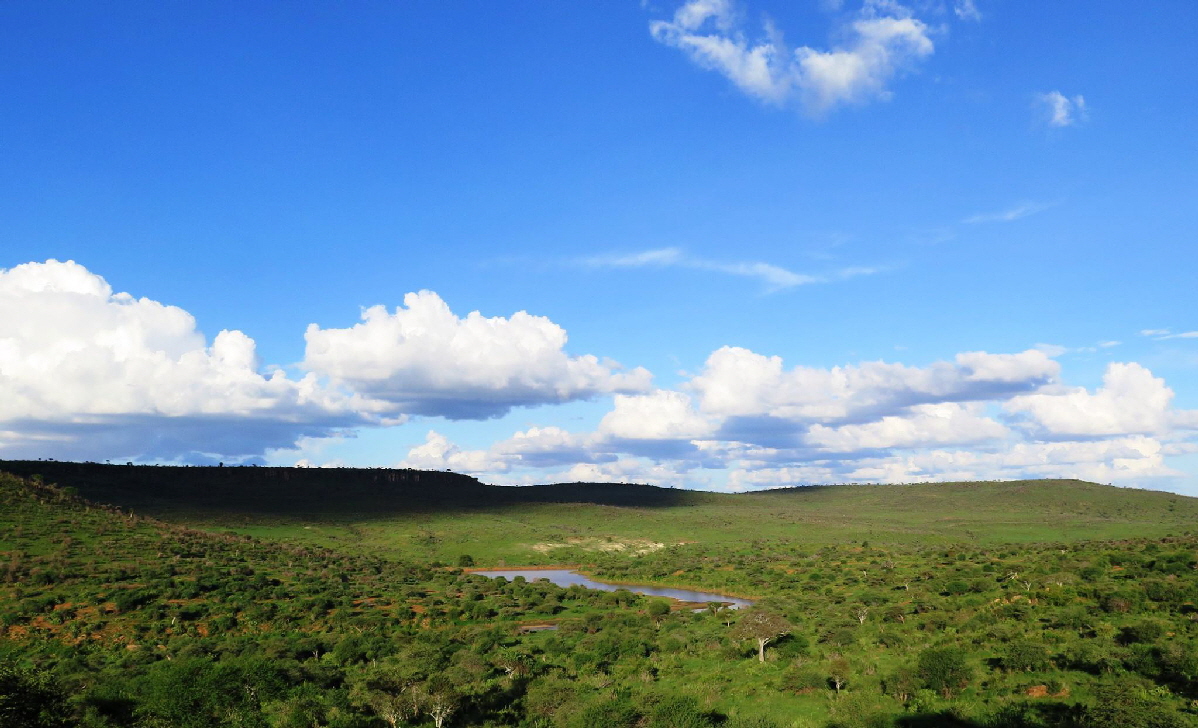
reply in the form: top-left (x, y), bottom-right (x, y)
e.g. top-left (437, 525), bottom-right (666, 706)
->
top-left (828, 655), bottom-right (851, 693)
top-left (421, 678), bottom-right (461, 728)
top-left (348, 658), bottom-right (423, 728)
top-left (365, 690), bottom-right (421, 728)
top-left (731, 607), bottom-right (794, 663)
top-left (493, 649), bottom-right (532, 680)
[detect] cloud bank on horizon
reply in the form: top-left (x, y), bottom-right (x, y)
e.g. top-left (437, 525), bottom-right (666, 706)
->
top-left (3, 259), bottom-right (1195, 491)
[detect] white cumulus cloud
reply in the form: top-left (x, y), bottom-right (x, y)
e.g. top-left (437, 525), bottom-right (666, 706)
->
top-left (1005, 362), bottom-right (1198, 438)
top-left (727, 435), bottom-right (1181, 489)
top-left (689, 346), bottom-right (1058, 423)
top-left (303, 291), bottom-right (652, 419)
top-left (399, 430), bottom-right (511, 474)
top-left (390, 347), bottom-right (1197, 492)
top-left (599, 391), bottom-right (717, 441)
top-left (805, 402), bottom-right (1009, 451)
top-left (650, 0), bottom-right (935, 115)
top-left (0, 260), bottom-right (367, 462)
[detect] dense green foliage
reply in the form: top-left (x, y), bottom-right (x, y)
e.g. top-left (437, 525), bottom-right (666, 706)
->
top-left (3, 466), bottom-right (1198, 727)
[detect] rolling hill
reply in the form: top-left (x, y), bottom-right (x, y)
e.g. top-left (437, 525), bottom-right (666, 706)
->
top-left (3, 461), bottom-right (1194, 565)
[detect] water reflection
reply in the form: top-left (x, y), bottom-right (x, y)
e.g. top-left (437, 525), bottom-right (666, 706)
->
top-left (470, 569), bottom-right (752, 609)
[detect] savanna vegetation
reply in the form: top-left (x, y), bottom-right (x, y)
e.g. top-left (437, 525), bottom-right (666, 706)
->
top-left (2, 463), bottom-right (1198, 727)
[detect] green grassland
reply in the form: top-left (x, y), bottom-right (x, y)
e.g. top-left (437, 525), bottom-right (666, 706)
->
top-left (335, 479), bottom-right (1198, 568)
top-left (3, 461), bottom-right (1195, 569)
top-left (4, 463), bottom-right (1198, 728)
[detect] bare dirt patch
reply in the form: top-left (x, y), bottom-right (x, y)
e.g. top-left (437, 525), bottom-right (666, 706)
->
top-left (530, 537), bottom-right (665, 556)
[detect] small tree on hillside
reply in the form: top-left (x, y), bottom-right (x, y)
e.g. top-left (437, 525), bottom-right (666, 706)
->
top-left (348, 660), bottom-right (423, 728)
top-left (731, 607), bottom-right (794, 663)
top-left (425, 684), bottom-right (459, 728)
top-left (917, 646), bottom-right (972, 698)
top-left (648, 598), bottom-right (671, 625)
top-left (828, 655), bottom-right (851, 693)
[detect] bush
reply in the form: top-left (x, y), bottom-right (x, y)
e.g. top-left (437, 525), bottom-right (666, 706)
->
top-left (1004, 642), bottom-right (1051, 672)
top-left (570, 697), bottom-right (640, 728)
top-left (772, 632), bottom-right (810, 659)
top-left (1118, 620), bottom-right (1168, 645)
top-left (0, 664), bottom-right (70, 728)
top-left (882, 666), bottom-right (920, 704)
top-left (645, 694), bottom-right (715, 728)
top-left (113, 588), bottom-right (157, 613)
top-left (781, 665), bottom-right (829, 692)
top-left (944, 580), bottom-right (971, 596)
top-left (724, 717), bottom-right (782, 728)
top-left (1077, 680), bottom-right (1195, 728)
top-left (917, 646), bottom-right (972, 698)
top-left (822, 626), bottom-right (857, 648)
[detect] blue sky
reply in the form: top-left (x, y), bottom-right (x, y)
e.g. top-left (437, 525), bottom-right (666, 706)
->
top-left (2, 0), bottom-right (1196, 493)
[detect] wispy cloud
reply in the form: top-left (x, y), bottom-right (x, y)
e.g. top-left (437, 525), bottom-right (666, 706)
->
top-left (649, 0), bottom-right (935, 116)
top-left (1033, 343), bottom-right (1068, 357)
top-left (964, 200), bottom-right (1057, 224)
top-left (692, 259), bottom-right (818, 289)
top-left (1037, 91), bottom-right (1087, 127)
top-left (584, 247), bottom-right (878, 292)
top-left (594, 248), bottom-right (685, 267)
top-left (954, 0), bottom-right (982, 21)
top-left (1036, 340), bottom-right (1123, 356)
top-left (1142, 329), bottom-right (1198, 341)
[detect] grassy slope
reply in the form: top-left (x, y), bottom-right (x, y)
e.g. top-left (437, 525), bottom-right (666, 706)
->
top-left (282, 480), bottom-right (1198, 567)
top-left (3, 462), bottom-right (1195, 566)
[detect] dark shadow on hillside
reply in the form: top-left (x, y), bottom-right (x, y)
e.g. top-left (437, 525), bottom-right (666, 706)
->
top-left (889, 701), bottom-right (1076, 728)
top-left (0, 461), bottom-right (703, 519)
top-left (892, 716), bottom-right (977, 728)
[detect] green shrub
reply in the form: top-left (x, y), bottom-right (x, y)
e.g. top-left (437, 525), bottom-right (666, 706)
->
top-left (1118, 619), bottom-right (1168, 645)
top-left (1004, 642), bottom-right (1051, 672)
top-left (917, 646), bottom-right (972, 698)
top-left (0, 664), bottom-right (70, 728)
top-left (1077, 680), bottom-right (1195, 728)
top-left (723, 717), bottom-right (782, 728)
top-left (570, 697), bottom-right (639, 728)
top-left (645, 694), bottom-right (714, 728)
top-left (781, 665), bottom-right (829, 692)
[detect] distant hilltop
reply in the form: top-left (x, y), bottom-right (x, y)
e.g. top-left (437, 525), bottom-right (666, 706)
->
top-left (0, 460), bottom-right (695, 516)
top-left (4, 459), bottom-right (1195, 549)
